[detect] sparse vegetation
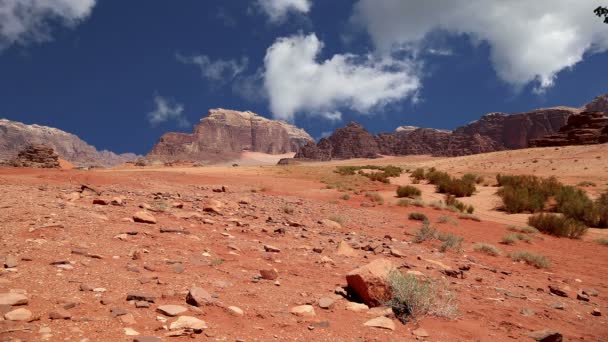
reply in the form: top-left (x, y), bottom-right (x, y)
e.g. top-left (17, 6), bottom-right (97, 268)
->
top-left (413, 223), bottom-right (437, 243)
top-left (438, 233), bottom-right (463, 253)
top-left (365, 192), bottom-right (384, 204)
top-left (397, 199), bottom-right (411, 207)
top-left (528, 213), bottom-right (587, 239)
top-left (473, 243), bottom-right (501, 256)
top-left (509, 251), bottom-right (550, 269)
top-left (437, 215), bottom-right (459, 226)
top-left (445, 195), bottom-right (475, 214)
top-left (396, 185), bottom-right (421, 198)
top-left (281, 205), bottom-right (294, 215)
top-left (409, 212), bottom-right (429, 222)
top-left (501, 233), bottom-right (531, 245)
top-left (595, 238), bottom-right (608, 246)
top-left (458, 213), bottom-right (481, 222)
top-left (335, 165), bottom-right (403, 183)
top-left (506, 225), bottom-right (539, 234)
top-left (409, 168), bottom-right (476, 197)
top-left (328, 215), bottom-right (344, 226)
top-left (386, 271), bottom-right (457, 323)
top-left (210, 258), bottom-right (225, 266)
top-left (577, 181), bottom-right (596, 187)
top-left (339, 193), bottom-right (350, 200)
top-left (410, 168), bottom-right (426, 182)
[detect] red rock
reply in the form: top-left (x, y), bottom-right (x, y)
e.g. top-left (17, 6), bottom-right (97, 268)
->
top-left (346, 259), bottom-right (396, 307)
top-left (260, 268), bottom-right (279, 280)
top-left (186, 287), bottom-right (212, 307)
top-left (133, 211), bottom-right (157, 224)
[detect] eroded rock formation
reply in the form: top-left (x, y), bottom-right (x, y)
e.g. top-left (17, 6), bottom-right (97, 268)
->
top-left (10, 144), bottom-right (60, 168)
top-left (530, 111), bottom-right (608, 147)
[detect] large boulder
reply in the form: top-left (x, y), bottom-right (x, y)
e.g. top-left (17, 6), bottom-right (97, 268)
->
top-left (10, 144), bottom-right (60, 168)
top-left (346, 259), bottom-right (396, 307)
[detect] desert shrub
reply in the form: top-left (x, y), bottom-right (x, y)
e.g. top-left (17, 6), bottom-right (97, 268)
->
top-left (365, 192), bottom-right (384, 204)
top-left (496, 174), bottom-right (562, 213)
top-left (555, 186), bottom-right (597, 225)
top-left (501, 233), bottom-right (531, 245)
top-left (458, 213), bottom-right (481, 222)
top-left (426, 170), bottom-right (450, 185)
top-left (595, 192), bottom-right (608, 228)
top-left (410, 199), bottom-right (426, 207)
top-left (411, 168), bottom-right (426, 181)
top-left (428, 201), bottom-right (445, 210)
top-left (328, 215), bottom-right (344, 225)
top-left (386, 271), bottom-right (457, 323)
top-left (436, 177), bottom-right (476, 197)
top-left (595, 238), bottom-right (608, 246)
top-left (397, 199), bottom-right (411, 207)
top-left (437, 215), bottom-right (459, 226)
top-left (281, 205), bottom-right (294, 215)
top-left (366, 171), bottom-right (390, 183)
top-left (382, 165), bottom-right (403, 177)
top-left (445, 195), bottom-right (476, 214)
top-left (340, 194), bottom-right (350, 200)
top-left (413, 223), bottom-right (436, 243)
top-left (473, 243), bottom-right (501, 256)
top-left (510, 251), bottom-right (550, 268)
top-left (409, 212), bottom-right (429, 222)
top-left (335, 166), bottom-right (358, 175)
top-left (438, 233), bottom-right (463, 253)
top-left (577, 181), bottom-right (596, 187)
top-left (396, 185), bottom-right (421, 198)
top-left (528, 213), bottom-right (587, 239)
top-left (506, 225), bottom-right (539, 234)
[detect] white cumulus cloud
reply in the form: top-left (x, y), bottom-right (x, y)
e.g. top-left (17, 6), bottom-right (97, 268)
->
top-left (256, 0), bottom-right (311, 22)
top-left (176, 53), bottom-right (248, 83)
top-left (0, 0), bottom-right (96, 50)
top-left (352, 0), bottom-right (608, 92)
top-left (263, 33), bottom-right (420, 122)
top-left (147, 96), bottom-right (189, 128)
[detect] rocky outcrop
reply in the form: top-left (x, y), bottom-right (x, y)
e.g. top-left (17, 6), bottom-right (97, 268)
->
top-left (0, 119), bottom-right (139, 167)
top-left (149, 109), bottom-right (314, 163)
top-left (294, 95), bottom-right (608, 160)
top-left (530, 112), bottom-right (608, 147)
top-left (10, 144), bottom-right (60, 168)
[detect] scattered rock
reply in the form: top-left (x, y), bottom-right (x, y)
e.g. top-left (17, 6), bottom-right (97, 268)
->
top-left (320, 219), bottom-right (342, 229)
top-left (133, 211), bottom-right (157, 224)
top-left (582, 288), bottom-right (599, 297)
top-left (412, 328), bottom-right (429, 337)
top-left (93, 199), bottom-right (109, 205)
top-left (520, 308), bottom-right (535, 317)
top-left (592, 308), bottom-right (601, 316)
top-left (264, 245), bottom-right (281, 253)
top-left (528, 329), bottom-right (563, 342)
top-left (363, 316), bottom-right (395, 331)
top-left (227, 306), bottom-right (244, 316)
top-left (548, 285), bottom-right (570, 297)
top-left (290, 305), bottom-right (316, 317)
top-left (346, 259), bottom-right (395, 307)
top-left (186, 287), bottom-right (212, 307)
top-left (124, 328), bottom-right (140, 336)
top-left (336, 240), bottom-right (357, 257)
top-left (126, 292), bottom-right (156, 303)
top-left (203, 199), bottom-right (223, 215)
top-left (169, 316), bottom-right (208, 332)
top-left (49, 308), bottom-right (72, 320)
top-left (4, 308), bottom-right (32, 321)
top-left (0, 293), bottom-right (29, 306)
top-left (345, 302), bottom-right (369, 312)
top-left (260, 268), bottom-right (279, 280)
top-left (156, 305), bottom-right (188, 317)
top-left (576, 292), bottom-right (590, 302)
top-left (318, 297), bottom-right (335, 309)
top-left (4, 255), bottom-right (18, 268)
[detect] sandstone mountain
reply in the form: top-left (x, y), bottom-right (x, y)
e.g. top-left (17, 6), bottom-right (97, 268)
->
top-left (0, 119), bottom-right (139, 167)
top-left (296, 94), bottom-right (607, 160)
top-left (530, 111), bottom-right (608, 147)
top-left (147, 109), bottom-right (314, 163)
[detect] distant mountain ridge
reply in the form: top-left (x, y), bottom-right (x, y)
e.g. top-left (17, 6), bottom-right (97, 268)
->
top-left (0, 119), bottom-right (139, 166)
top-left (295, 94), bottom-right (607, 160)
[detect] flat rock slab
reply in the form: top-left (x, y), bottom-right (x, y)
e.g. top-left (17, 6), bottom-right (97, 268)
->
top-left (364, 316), bottom-right (395, 331)
top-left (127, 292), bottom-right (156, 303)
top-left (0, 293), bottom-right (29, 306)
top-left (186, 287), bottom-right (212, 307)
top-left (156, 305), bottom-right (188, 317)
top-left (169, 316), bottom-right (208, 331)
top-left (133, 337), bottom-right (162, 342)
top-left (528, 329), bottom-right (563, 342)
top-left (291, 305), bottom-right (316, 317)
top-left (4, 308), bottom-right (32, 321)
top-left (133, 211), bottom-right (157, 224)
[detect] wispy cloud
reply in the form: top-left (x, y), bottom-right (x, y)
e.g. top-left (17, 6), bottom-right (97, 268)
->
top-left (147, 95), bottom-right (189, 128)
top-left (255, 0), bottom-right (311, 23)
top-left (176, 53), bottom-right (248, 83)
top-left (0, 0), bottom-right (97, 51)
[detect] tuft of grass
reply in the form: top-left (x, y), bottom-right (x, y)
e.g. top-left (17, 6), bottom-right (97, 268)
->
top-left (340, 193), bottom-right (350, 200)
top-left (458, 213), bottom-right (481, 222)
top-left (506, 225), bottom-right (539, 234)
top-left (409, 212), bottom-right (429, 222)
top-left (438, 233), bottom-right (463, 253)
top-left (437, 215), bottom-right (459, 226)
top-left (413, 223), bottom-right (436, 243)
top-left (509, 251), bottom-right (550, 268)
top-left (501, 233), bottom-right (530, 245)
top-left (365, 192), bottom-right (384, 205)
top-left (386, 270), bottom-right (457, 323)
top-left (473, 243), bottom-right (501, 256)
top-left (397, 199), bottom-right (411, 207)
top-left (210, 258), bottom-right (225, 266)
top-left (428, 201), bottom-right (445, 210)
top-left (595, 238), bottom-right (608, 246)
top-left (328, 215), bottom-right (344, 226)
top-left (411, 199), bottom-right (426, 207)
top-left (577, 181), bottom-right (596, 187)
top-left (396, 185), bottom-right (421, 198)
top-left (281, 205), bottom-right (294, 215)
top-left (528, 213), bottom-right (587, 239)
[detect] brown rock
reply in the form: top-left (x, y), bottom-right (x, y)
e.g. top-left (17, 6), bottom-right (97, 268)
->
top-left (0, 293), bottom-right (29, 306)
top-left (528, 329), bottom-right (563, 342)
top-left (346, 259), bottom-right (396, 307)
top-left (336, 241), bottom-right (357, 257)
top-left (49, 308), bottom-right (72, 320)
top-left (126, 292), bottom-right (156, 303)
top-left (363, 316), bottom-right (395, 331)
top-left (530, 111), bottom-right (608, 147)
top-left (548, 285), bottom-right (570, 297)
top-left (156, 305), bottom-right (188, 317)
top-left (4, 308), bottom-right (33, 321)
top-left (260, 268), bottom-right (279, 280)
top-left (186, 287), bottom-right (212, 307)
top-left (133, 211), bottom-right (157, 224)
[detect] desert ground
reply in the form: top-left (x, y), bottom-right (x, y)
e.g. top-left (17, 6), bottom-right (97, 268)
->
top-left (1, 145), bottom-right (607, 341)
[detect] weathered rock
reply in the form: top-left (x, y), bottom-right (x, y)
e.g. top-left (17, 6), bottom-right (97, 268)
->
top-left (126, 292), bottom-right (156, 303)
top-left (346, 259), bottom-right (396, 307)
top-left (336, 241), bottom-right (357, 257)
top-left (345, 302), bottom-right (369, 312)
top-left (320, 219), bottom-right (342, 229)
top-left (528, 329), bottom-right (563, 342)
top-left (10, 144), bottom-right (60, 168)
top-left (592, 308), bottom-right (602, 316)
top-left (49, 308), bottom-right (72, 320)
top-left (156, 305), bottom-right (188, 317)
top-left (548, 285), bottom-right (570, 298)
top-left (412, 328), bottom-right (430, 337)
top-left (318, 297), bottom-right (335, 309)
top-left (363, 316), bottom-right (395, 331)
top-left (147, 109), bottom-right (314, 163)
top-left (133, 211), bottom-right (157, 224)
top-left (263, 245), bottom-right (281, 253)
top-left (202, 199), bottom-right (223, 214)
top-left (260, 268), bottom-right (279, 280)
top-left (186, 287), bottom-right (212, 307)
top-left (290, 305), bottom-right (316, 317)
top-left (0, 293), bottom-right (29, 306)
top-left (3, 255), bottom-right (18, 268)
top-left (133, 337), bottom-right (162, 342)
top-left (169, 316), bottom-right (208, 331)
top-left (227, 306), bottom-right (244, 316)
top-left (582, 288), bottom-right (599, 297)
top-left (4, 308), bottom-right (32, 321)
top-left (530, 111), bottom-right (608, 147)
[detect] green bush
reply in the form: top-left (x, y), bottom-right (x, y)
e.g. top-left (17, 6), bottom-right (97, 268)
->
top-left (436, 177), bottom-right (476, 197)
top-left (438, 233), bottom-right (463, 253)
top-left (496, 174), bottom-right (562, 213)
top-left (555, 186), bottom-right (596, 225)
top-left (396, 185), bottom-right (421, 198)
top-left (409, 212), bottom-right (429, 222)
top-left (411, 168), bottom-right (426, 181)
top-left (528, 213), bottom-right (587, 239)
top-left (386, 271), bottom-right (457, 323)
top-left (366, 171), bottom-right (390, 183)
top-left (595, 192), bottom-right (608, 228)
top-left (510, 251), bottom-right (550, 268)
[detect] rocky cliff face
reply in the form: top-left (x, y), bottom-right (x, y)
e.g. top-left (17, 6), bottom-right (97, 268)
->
top-left (0, 119), bottom-right (139, 166)
top-left (9, 144), bottom-right (60, 168)
top-left (148, 109), bottom-right (314, 163)
top-left (530, 111), bottom-right (608, 147)
top-left (294, 95), bottom-right (607, 161)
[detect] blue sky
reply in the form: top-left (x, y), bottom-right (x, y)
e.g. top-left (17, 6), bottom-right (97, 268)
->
top-left (0, 0), bottom-right (607, 154)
